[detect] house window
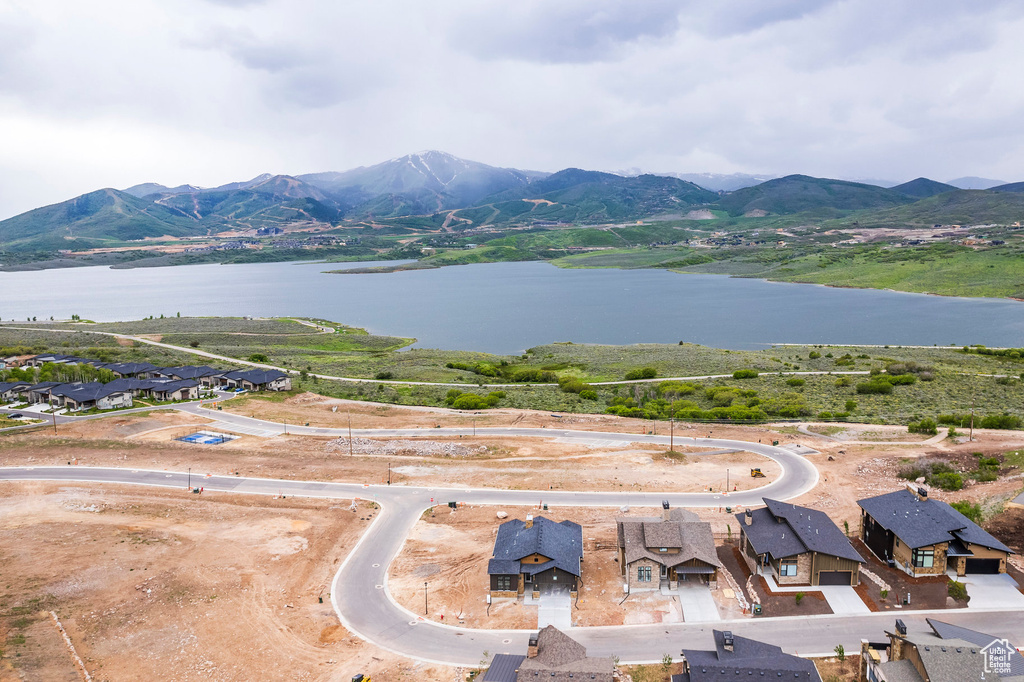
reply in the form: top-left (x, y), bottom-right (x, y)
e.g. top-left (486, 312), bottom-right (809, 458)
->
top-left (779, 559), bottom-right (798, 577)
top-left (912, 548), bottom-right (934, 568)
top-left (637, 566), bottom-right (652, 582)
top-left (659, 548), bottom-right (667, 552)
top-left (496, 576), bottom-right (512, 591)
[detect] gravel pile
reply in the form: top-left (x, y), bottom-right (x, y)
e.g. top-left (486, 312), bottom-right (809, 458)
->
top-left (325, 437), bottom-right (486, 458)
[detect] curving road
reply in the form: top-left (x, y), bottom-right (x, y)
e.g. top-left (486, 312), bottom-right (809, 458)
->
top-left (2, 429), bottom-right (1023, 665)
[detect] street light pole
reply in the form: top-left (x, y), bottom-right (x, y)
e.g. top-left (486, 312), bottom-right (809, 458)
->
top-left (348, 414), bottom-right (353, 456)
top-left (670, 418), bottom-right (674, 453)
top-left (188, 467), bottom-right (191, 490)
top-left (424, 582), bottom-right (428, 615)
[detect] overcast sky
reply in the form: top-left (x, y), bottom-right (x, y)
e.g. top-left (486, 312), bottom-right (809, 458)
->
top-left (1, 0), bottom-right (1023, 219)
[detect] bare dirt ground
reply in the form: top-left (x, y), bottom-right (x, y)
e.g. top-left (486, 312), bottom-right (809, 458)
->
top-left (389, 505), bottom-right (750, 629)
top-left (788, 426), bottom-right (1024, 532)
top-left (2, 395), bottom-right (1023, 678)
top-left (0, 408), bottom-right (782, 496)
top-left (0, 482), bottom-right (451, 682)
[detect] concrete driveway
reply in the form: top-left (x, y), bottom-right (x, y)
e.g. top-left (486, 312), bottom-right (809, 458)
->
top-left (763, 575), bottom-right (870, 615)
top-left (957, 573), bottom-right (1024, 610)
top-left (673, 584), bottom-right (721, 622)
top-left (537, 592), bottom-right (572, 629)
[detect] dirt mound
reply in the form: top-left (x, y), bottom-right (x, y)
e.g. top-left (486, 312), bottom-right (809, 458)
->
top-left (325, 437), bottom-right (486, 458)
top-left (685, 209), bottom-right (715, 220)
top-left (744, 209), bottom-right (768, 217)
top-left (285, 392), bottom-right (331, 405)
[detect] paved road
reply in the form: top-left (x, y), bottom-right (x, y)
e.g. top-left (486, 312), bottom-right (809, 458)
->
top-left (3, 436), bottom-right (1023, 666)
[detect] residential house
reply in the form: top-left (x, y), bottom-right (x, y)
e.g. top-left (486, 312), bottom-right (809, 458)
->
top-left (23, 382), bottom-right (64, 404)
top-left (861, 618), bottom-right (1024, 681)
top-left (673, 630), bottom-right (821, 682)
top-left (0, 381), bottom-right (30, 402)
top-left (488, 516), bottom-right (583, 599)
top-left (482, 626), bottom-right (614, 682)
top-left (220, 368), bottom-right (291, 391)
top-left (148, 379), bottom-right (199, 402)
top-left (49, 383), bottom-right (132, 411)
top-left (155, 366), bottom-right (222, 386)
top-left (1, 355), bottom-right (35, 368)
top-left (858, 487), bottom-right (1013, 577)
top-left (616, 503), bottom-right (721, 591)
top-left (102, 362), bottom-right (159, 378)
top-left (737, 498), bottom-right (864, 586)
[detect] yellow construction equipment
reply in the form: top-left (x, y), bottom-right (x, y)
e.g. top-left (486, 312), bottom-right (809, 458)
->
top-left (750, 468), bottom-right (766, 478)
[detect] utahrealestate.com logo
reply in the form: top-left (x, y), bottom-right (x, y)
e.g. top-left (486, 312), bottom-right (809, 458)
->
top-left (982, 638), bottom-right (1015, 675)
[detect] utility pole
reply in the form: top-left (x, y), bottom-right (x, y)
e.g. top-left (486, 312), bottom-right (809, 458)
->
top-left (970, 396), bottom-right (975, 442)
top-left (726, 468), bottom-right (730, 492)
top-left (49, 393), bottom-right (57, 435)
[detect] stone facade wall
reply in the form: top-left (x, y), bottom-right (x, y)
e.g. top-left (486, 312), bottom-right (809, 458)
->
top-left (626, 558), bottom-right (662, 592)
top-left (773, 552), bottom-right (812, 585)
top-left (892, 540), bottom-right (947, 576)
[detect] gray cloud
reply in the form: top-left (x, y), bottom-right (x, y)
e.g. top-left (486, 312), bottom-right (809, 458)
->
top-left (451, 0), bottom-right (683, 63)
top-left (1, 0), bottom-right (1024, 220)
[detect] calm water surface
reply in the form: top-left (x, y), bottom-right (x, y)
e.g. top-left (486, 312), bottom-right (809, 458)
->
top-left (3, 260), bottom-right (1023, 354)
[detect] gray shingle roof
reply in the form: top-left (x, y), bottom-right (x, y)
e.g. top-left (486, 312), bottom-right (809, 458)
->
top-left (156, 366), bottom-right (221, 380)
top-left (103, 362), bottom-right (158, 376)
top-left (858, 489), bottom-right (1013, 553)
top-left (617, 509), bottom-right (721, 569)
top-left (516, 626), bottom-right (614, 682)
top-left (737, 499), bottom-right (863, 563)
top-left (679, 630), bottom-right (821, 681)
top-left (223, 368), bottom-right (288, 384)
top-left (483, 654), bottom-right (526, 682)
top-left (489, 517), bottom-right (583, 577)
top-left (928, 618), bottom-right (1024, 677)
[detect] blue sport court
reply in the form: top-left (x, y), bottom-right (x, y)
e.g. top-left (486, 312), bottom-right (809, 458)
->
top-left (177, 430), bottom-right (238, 445)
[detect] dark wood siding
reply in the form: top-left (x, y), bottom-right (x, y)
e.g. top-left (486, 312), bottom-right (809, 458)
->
top-left (489, 574), bottom-right (519, 592)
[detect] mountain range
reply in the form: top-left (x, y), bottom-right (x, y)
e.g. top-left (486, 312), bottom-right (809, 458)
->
top-left (0, 151), bottom-right (1021, 254)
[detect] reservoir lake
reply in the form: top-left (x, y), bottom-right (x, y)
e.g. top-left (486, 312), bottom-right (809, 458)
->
top-left (3, 260), bottom-right (1023, 354)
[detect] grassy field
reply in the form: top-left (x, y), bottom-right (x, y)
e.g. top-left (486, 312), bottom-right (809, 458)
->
top-left (3, 317), bottom-right (1023, 425)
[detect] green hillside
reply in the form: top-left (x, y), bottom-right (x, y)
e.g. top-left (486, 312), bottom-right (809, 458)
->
top-left (830, 190), bottom-right (1024, 227)
top-left (890, 177), bottom-right (957, 198)
top-left (0, 188), bottom-right (196, 248)
top-left (715, 174), bottom-right (914, 216)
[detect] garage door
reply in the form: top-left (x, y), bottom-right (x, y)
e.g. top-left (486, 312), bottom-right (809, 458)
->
top-left (817, 571), bottom-right (853, 586)
top-left (965, 558), bottom-right (1001, 574)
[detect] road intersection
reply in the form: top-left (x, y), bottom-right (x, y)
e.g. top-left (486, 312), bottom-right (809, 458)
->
top-left (3, 418), bottom-right (1024, 665)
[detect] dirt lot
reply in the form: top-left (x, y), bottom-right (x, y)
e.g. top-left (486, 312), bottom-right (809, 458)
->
top-left (0, 408), bottom-right (781, 495)
top-left (790, 424), bottom-right (1024, 532)
top-left (0, 482), bottom-right (450, 682)
top-left (389, 505), bottom-right (749, 629)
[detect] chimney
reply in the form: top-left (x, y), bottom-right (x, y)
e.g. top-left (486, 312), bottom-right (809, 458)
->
top-left (744, 509), bottom-right (753, 526)
top-left (662, 500), bottom-right (671, 521)
top-left (528, 633), bottom-right (539, 658)
top-left (525, 515), bottom-right (534, 530)
top-left (895, 619), bottom-right (907, 636)
top-left (905, 483), bottom-right (929, 501)
top-left (722, 631), bottom-right (734, 652)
